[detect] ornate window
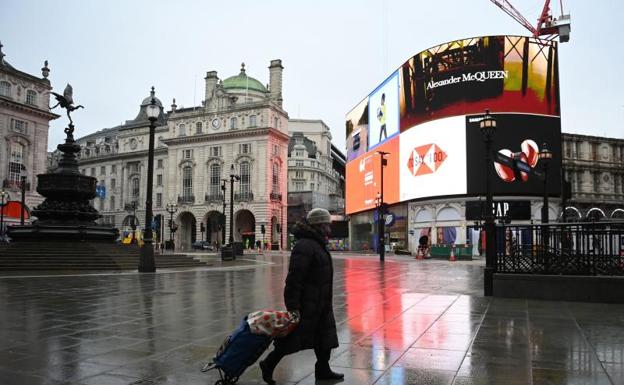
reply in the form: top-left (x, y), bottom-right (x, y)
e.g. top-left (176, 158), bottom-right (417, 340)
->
top-left (12, 119), bottom-right (27, 134)
top-left (156, 193), bottom-right (162, 208)
top-left (240, 161), bottom-right (251, 195)
top-left (249, 115), bottom-right (257, 127)
top-left (272, 163), bottom-right (279, 193)
top-left (196, 122), bottom-right (203, 134)
top-left (210, 163), bottom-right (221, 196)
top-left (230, 117), bottom-right (238, 129)
top-left (131, 177), bottom-right (140, 200)
top-left (8, 142), bottom-right (24, 186)
top-left (178, 124), bottom-right (186, 137)
top-left (239, 143), bottom-right (251, 154)
top-left (26, 90), bottom-right (37, 105)
top-left (0, 81), bottom-right (10, 97)
top-left (182, 166), bottom-right (193, 198)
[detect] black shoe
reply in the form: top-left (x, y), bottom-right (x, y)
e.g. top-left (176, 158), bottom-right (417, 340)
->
top-left (259, 359), bottom-right (276, 385)
top-left (315, 368), bottom-right (345, 381)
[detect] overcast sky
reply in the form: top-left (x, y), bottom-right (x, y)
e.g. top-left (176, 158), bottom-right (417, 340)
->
top-left (2, 0), bottom-right (622, 152)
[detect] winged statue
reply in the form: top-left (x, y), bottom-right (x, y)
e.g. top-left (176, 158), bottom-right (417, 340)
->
top-left (51, 84), bottom-right (84, 127)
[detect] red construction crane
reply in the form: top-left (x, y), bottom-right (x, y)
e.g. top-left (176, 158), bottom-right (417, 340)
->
top-left (490, 0), bottom-right (571, 42)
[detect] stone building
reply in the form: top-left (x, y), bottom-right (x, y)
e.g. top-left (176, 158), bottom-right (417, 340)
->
top-left (72, 60), bottom-right (289, 251)
top-left (561, 133), bottom-right (624, 220)
top-left (0, 42), bottom-right (58, 227)
top-left (286, 119), bottom-right (346, 235)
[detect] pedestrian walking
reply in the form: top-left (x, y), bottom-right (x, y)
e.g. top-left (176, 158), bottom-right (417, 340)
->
top-left (259, 208), bottom-right (343, 384)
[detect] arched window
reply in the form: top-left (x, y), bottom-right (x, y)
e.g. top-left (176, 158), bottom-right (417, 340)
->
top-left (249, 114), bottom-right (257, 127)
top-left (240, 161), bottom-right (250, 196)
top-left (230, 117), bottom-right (238, 129)
top-left (196, 122), bottom-right (202, 134)
top-left (8, 142), bottom-right (24, 186)
top-left (0, 81), bottom-right (10, 97)
top-left (210, 163), bottom-right (221, 196)
top-left (178, 124), bottom-right (186, 137)
top-left (26, 90), bottom-right (37, 105)
top-left (182, 166), bottom-right (193, 198)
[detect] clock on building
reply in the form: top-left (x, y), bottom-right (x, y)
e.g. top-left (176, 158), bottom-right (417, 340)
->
top-left (211, 118), bottom-right (221, 129)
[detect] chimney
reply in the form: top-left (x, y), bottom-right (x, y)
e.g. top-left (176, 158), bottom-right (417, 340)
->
top-left (268, 59), bottom-right (283, 107)
top-left (204, 71), bottom-right (218, 106)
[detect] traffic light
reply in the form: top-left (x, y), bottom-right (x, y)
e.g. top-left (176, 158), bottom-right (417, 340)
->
top-left (261, 224), bottom-right (265, 234)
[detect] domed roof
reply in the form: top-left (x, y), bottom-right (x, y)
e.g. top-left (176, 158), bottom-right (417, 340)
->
top-left (141, 87), bottom-right (163, 107)
top-left (222, 63), bottom-right (267, 93)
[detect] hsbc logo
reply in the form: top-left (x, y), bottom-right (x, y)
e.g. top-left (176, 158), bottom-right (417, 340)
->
top-left (407, 144), bottom-right (447, 176)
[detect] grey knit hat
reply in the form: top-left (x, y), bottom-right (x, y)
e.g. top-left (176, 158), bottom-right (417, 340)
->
top-left (306, 208), bottom-right (332, 225)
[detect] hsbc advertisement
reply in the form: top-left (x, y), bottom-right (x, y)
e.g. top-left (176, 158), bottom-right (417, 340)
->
top-left (399, 116), bottom-right (467, 201)
top-left (345, 35), bottom-right (561, 215)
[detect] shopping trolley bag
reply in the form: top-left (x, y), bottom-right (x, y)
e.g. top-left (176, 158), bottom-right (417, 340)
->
top-left (201, 310), bottom-right (298, 385)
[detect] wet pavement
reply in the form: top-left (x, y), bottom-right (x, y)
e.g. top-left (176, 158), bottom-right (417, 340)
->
top-left (0, 253), bottom-right (623, 385)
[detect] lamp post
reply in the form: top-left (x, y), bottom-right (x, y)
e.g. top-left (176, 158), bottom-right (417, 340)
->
top-left (480, 110), bottom-right (497, 296)
top-left (166, 202), bottom-right (178, 252)
top-left (139, 87), bottom-right (160, 273)
top-left (126, 201), bottom-right (137, 244)
top-left (539, 143), bottom-right (553, 246)
top-left (0, 189), bottom-right (8, 240)
top-left (20, 170), bottom-right (27, 225)
top-left (221, 178), bottom-right (227, 247)
top-left (228, 164), bottom-right (240, 246)
top-left (376, 151), bottom-right (388, 262)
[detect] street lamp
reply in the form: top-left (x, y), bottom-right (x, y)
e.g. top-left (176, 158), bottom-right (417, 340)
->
top-left (480, 109), bottom-right (497, 296)
top-left (539, 142), bottom-right (553, 246)
top-left (228, 164), bottom-right (240, 247)
top-left (376, 151), bottom-right (388, 262)
top-left (19, 168), bottom-right (27, 225)
top-left (166, 202), bottom-right (178, 252)
top-left (139, 86), bottom-right (160, 273)
top-left (221, 178), bottom-right (228, 247)
top-left (0, 189), bottom-right (8, 240)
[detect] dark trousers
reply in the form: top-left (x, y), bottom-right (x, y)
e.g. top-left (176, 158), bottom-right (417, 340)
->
top-left (264, 346), bottom-right (331, 371)
top-left (379, 124), bottom-right (387, 142)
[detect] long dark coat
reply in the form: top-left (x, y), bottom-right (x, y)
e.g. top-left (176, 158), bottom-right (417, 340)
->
top-left (273, 221), bottom-right (339, 354)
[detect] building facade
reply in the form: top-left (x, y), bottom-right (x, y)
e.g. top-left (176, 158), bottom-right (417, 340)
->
top-left (70, 61), bottom-right (289, 251)
top-left (286, 119), bottom-right (346, 246)
top-left (562, 133), bottom-right (624, 220)
top-left (0, 42), bottom-right (58, 228)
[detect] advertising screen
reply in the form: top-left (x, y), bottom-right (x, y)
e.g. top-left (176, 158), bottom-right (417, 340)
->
top-left (399, 36), bottom-right (559, 130)
top-left (345, 136), bottom-right (400, 215)
top-left (399, 116), bottom-right (467, 201)
top-left (345, 35), bottom-right (561, 215)
top-left (465, 113), bottom-right (561, 196)
top-left (368, 71), bottom-right (400, 149)
top-left (345, 98), bottom-right (368, 162)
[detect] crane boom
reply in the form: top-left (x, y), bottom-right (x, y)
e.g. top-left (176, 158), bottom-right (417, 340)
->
top-left (490, 0), bottom-right (538, 36)
top-left (489, 0), bottom-right (570, 42)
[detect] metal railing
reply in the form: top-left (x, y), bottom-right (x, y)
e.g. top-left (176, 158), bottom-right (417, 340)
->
top-left (205, 193), bottom-right (224, 203)
top-left (495, 221), bottom-right (624, 276)
top-left (234, 192), bottom-right (254, 202)
top-left (177, 195), bottom-right (195, 204)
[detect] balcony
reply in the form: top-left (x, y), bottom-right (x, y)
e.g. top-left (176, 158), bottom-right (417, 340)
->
top-left (178, 195), bottom-right (195, 204)
top-left (234, 192), bottom-right (254, 202)
top-left (205, 193), bottom-right (224, 203)
top-left (270, 191), bottom-right (282, 202)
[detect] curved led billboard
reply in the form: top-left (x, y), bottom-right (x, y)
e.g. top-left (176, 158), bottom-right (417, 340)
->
top-left (346, 35), bottom-right (561, 215)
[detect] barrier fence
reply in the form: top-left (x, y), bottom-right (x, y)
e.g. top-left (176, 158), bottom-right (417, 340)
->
top-left (494, 221), bottom-right (624, 276)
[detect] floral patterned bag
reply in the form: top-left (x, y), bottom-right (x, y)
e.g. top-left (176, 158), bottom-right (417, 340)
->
top-left (246, 310), bottom-right (299, 338)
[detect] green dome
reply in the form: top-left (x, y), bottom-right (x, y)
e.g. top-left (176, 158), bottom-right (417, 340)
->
top-left (222, 63), bottom-right (267, 93)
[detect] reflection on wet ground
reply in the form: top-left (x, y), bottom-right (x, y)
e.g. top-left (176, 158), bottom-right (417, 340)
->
top-left (0, 254), bottom-right (622, 384)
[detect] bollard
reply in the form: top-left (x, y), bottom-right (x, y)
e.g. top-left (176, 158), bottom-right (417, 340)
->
top-left (449, 244), bottom-right (457, 262)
